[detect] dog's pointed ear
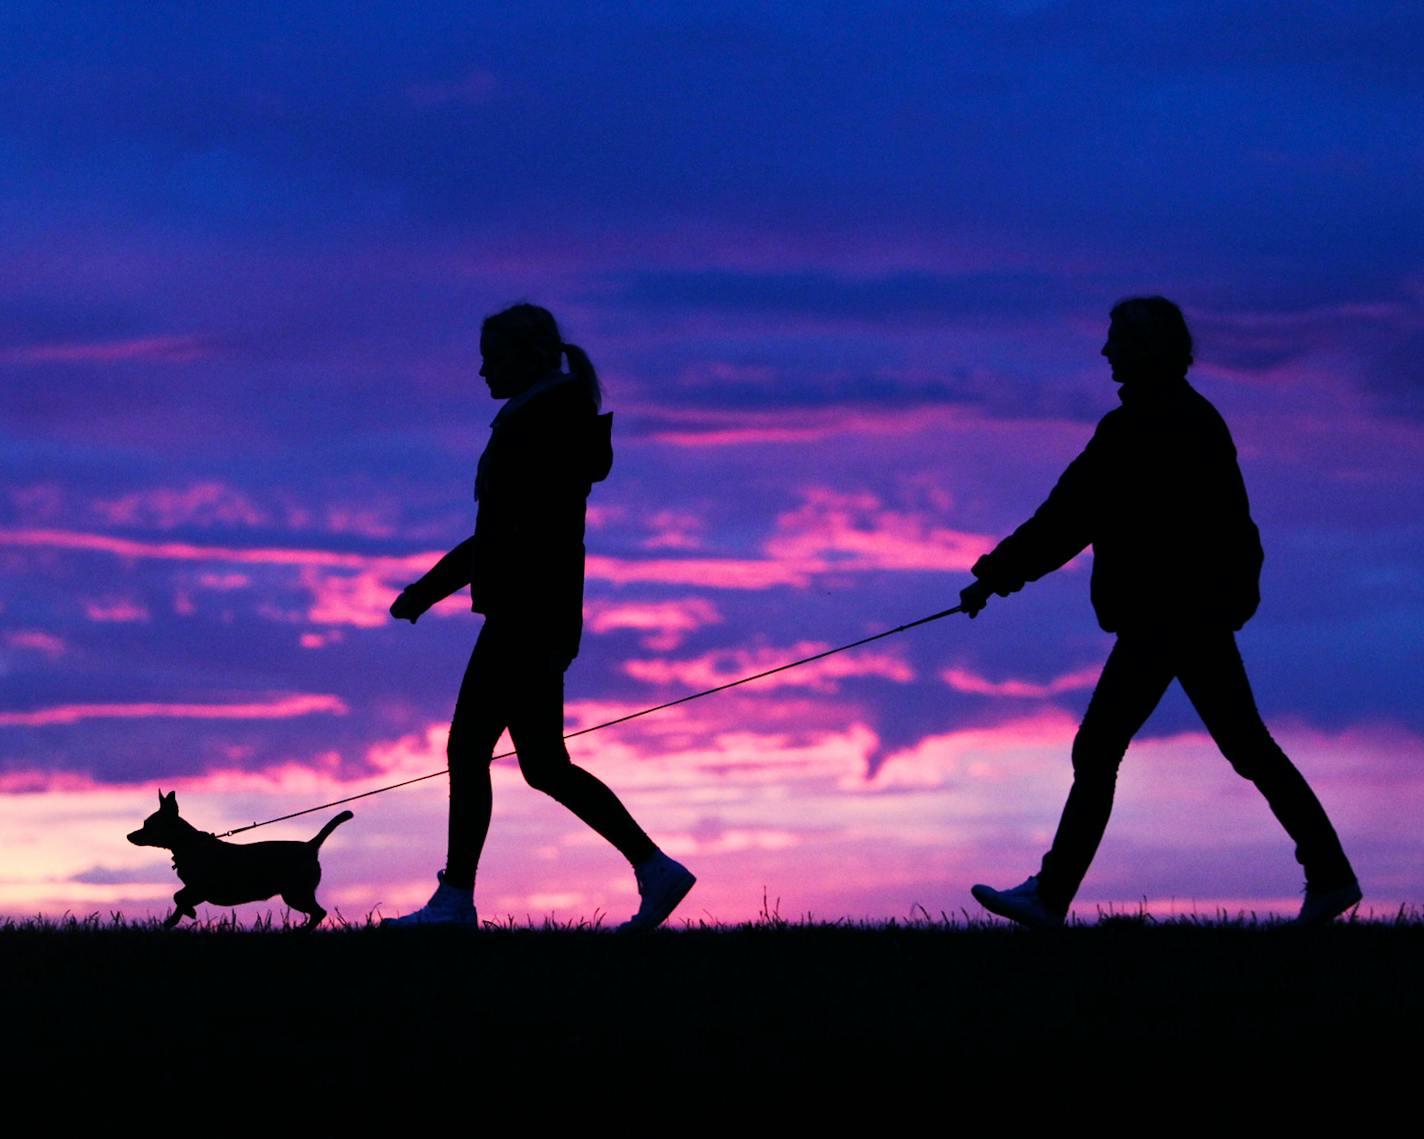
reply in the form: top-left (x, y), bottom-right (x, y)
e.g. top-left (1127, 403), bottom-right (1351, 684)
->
top-left (157, 788), bottom-right (165, 807)
top-left (162, 790), bottom-right (177, 811)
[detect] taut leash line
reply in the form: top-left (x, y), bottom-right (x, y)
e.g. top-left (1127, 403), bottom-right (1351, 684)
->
top-left (218, 605), bottom-right (965, 837)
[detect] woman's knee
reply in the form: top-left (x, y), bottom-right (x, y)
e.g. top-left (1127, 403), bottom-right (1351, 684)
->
top-left (519, 747), bottom-right (574, 796)
top-left (447, 724), bottom-right (499, 777)
top-left (1071, 723), bottom-right (1130, 780)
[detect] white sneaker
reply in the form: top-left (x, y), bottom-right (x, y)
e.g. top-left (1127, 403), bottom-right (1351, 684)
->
top-left (1296, 880), bottom-right (1362, 926)
top-left (382, 870), bottom-right (480, 928)
top-left (970, 875), bottom-right (1065, 930)
top-left (619, 852), bottom-right (695, 931)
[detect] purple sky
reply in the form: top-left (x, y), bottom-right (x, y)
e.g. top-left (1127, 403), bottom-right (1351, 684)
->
top-left (3, 2), bottom-right (1421, 923)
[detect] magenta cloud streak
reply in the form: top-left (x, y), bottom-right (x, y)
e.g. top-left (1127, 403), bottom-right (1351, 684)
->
top-left (0, 694), bottom-right (347, 728)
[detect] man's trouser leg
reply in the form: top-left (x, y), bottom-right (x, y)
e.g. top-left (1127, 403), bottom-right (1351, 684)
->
top-left (1036, 634), bottom-right (1174, 915)
top-left (1176, 631), bottom-right (1356, 889)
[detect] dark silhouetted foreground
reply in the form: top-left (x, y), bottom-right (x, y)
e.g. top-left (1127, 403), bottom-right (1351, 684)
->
top-left (5, 913), bottom-right (1417, 1124)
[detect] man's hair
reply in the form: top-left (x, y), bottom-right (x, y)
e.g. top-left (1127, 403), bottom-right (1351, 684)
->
top-left (1110, 296), bottom-right (1194, 376)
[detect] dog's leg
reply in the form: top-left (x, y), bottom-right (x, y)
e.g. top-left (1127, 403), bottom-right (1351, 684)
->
top-left (282, 888), bottom-right (326, 930)
top-left (168, 886), bottom-right (202, 927)
top-left (284, 862), bottom-right (326, 930)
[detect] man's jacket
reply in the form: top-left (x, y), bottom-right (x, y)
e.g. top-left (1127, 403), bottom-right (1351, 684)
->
top-left (971, 378), bottom-right (1264, 633)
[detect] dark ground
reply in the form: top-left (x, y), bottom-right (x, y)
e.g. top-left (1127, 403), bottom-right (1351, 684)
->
top-left (4, 914), bottom-right (1416, 1124)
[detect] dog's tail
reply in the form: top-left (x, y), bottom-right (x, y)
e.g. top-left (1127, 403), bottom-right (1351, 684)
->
top-left (309, 810), bottom-right (354, 847)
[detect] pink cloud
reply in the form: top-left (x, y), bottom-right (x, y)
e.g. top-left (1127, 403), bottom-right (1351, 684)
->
top-left (640, 510), bottom-right (707, 551)
top-left (82, 597), bottom-right (151, 622)
top-left (604, 721), bottom-right (882, 788)
top-left (3, 502), bottom-right (988, 615)
top-left (872, 709), bottom-right (1082, 791)
top-left (651, 827), bottom-right (803, 857)
top-left (4, 705), bottom-right (1419, 923)
top-left (4, 630), bottom-right (67, 658)
top-left (766, 487), bottom-right (992, 573)
top-left (623, 642), bottom-right (914, 694)
top-left (523, 693), bottom-right (889, 791)
top-left (584, 598), bottom-right (722, 650)
top-left (0, 527), bottom-right (433, 574)
top-left (584, 504), bottom-right (627, 530)
top-left (299, 564), bottom-right (473, 628)
top-left (0, 527), bottom-right (474, 630)
top-left (0, 770), bottom-right (117, 794)
top-left (299, 566), bottom-right (403, 628)
top-left (0, 694), bottom-right (348, 728)
top-left (364, 722), bottom-right (458, 782)
top-left (942, 664), bottom-right (1101, 698)
top-left (585, 553), bottom-right (810, 590)
top-left (586, 487), bottom-right (990, 590)
top-left (645, 404), bottom-right (974, 447)
top-left (8, 334), bottom-right (210, 363)
top-left (191, 752), bottom-right (353, 797)
top-left (197, 572), bottom-right (251, 590)
top-left (92, 483), bottom-right (269, 530)
top-left (322, 504), bottom-right (398, 539)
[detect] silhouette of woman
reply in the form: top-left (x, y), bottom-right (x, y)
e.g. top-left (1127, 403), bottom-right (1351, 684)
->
top-left (385, 303), bottom-right (695, 928)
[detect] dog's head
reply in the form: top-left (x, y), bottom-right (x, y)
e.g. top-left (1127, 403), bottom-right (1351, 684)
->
top-left (127, 789), bottom-right (185, 849)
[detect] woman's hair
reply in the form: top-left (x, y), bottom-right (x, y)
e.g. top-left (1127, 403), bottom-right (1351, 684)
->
top-left (482, 302), bottom-right (602, 410)
top-left (1109, 296), bottom-right (1194, 376)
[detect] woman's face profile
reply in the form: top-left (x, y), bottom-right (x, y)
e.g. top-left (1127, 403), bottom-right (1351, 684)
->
top-left (479, 334), bottom-right (537, 400)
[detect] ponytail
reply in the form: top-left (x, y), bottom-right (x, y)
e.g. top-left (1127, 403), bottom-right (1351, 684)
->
top-left (561, 341), bottom-right (603, 411)
top-left (483, 302), bottom-right (603, 410)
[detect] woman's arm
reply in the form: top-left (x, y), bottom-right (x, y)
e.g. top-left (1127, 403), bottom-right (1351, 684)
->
top-left (390, 536), bottom-right (476, 623)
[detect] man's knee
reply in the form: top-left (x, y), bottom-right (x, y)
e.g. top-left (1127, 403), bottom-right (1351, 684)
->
top-left (1213, 722), bottom-right (1285, 781)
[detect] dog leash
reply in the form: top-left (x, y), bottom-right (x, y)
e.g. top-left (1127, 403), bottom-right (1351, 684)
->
top-left (217, 604), bottom-right (966, 837)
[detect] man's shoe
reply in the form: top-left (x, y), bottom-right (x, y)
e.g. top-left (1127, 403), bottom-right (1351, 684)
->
top-left (382, 870), bottom-right (480, 928)
top-left (1295, 880), bottom-right (1362, 926)
top-left (970, 875), bottom-right (1065, 930)
top-left (619, 852), bottom-right (695, 931)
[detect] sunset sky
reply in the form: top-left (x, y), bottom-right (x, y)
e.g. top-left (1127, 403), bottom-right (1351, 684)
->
top-left (3, 2), bottom-right (1421, 924)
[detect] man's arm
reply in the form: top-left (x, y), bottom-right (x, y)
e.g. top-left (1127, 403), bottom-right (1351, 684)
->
top-left (960, 419), bottom-right (1111, 614)
top-left (390, 536), bottom-right (476, 623)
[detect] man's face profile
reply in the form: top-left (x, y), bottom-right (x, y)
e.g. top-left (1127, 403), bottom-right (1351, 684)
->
top-left (1101, 318), bottom-right (1152, 386)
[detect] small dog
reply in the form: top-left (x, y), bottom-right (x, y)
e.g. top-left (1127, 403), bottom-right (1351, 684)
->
top-left (127, 790), bottom-right (353, 929)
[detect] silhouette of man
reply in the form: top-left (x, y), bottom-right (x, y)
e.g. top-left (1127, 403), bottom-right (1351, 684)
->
top-left (962, 297), bottom-right (1360, 927)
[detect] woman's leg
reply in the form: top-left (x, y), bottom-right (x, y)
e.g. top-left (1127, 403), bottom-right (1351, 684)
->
top-left (443, 628), bottom-right (510, 891)
top-left (503, 648), bottom-right (657, 866)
